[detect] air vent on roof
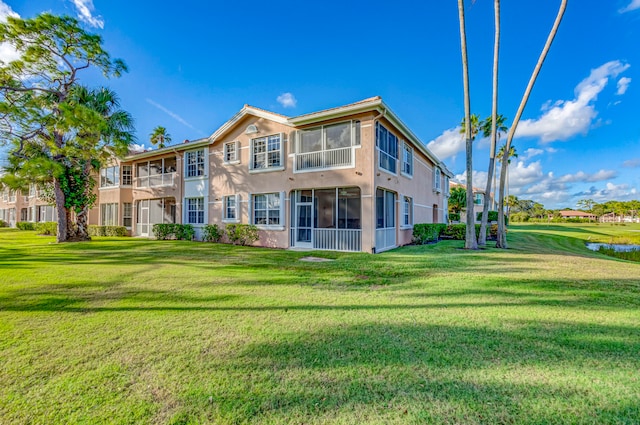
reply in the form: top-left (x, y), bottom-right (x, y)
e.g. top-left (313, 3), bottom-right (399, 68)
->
top-left (245, 124), bottom-right (258, 134)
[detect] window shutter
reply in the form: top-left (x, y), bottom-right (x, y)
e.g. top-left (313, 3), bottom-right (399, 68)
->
top-left (279, 132), bottom-right (285, 167)
top-left (291, 131), bottom-right (298, 154)
top-left (248, 193), bottom-right (253, 225)
top-left (235, 194), bottom-right (241, 222)
top-left (279, 191), bottom-right (285, 227)
top-left (234, 141), bottom-right (240, 163)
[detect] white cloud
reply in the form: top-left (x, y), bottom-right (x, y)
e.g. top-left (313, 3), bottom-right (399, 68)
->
top-left (574, 183), bottom-right (638, 202)
top-left (70, 0), bottom-right (104, 29)
top-left (622, 158), bottom-right (640, 168)
top-left (130, 143), bottom-right (147, 153)
top-left (515, 60), bottom-right (630, 143)
top-left (426, 127), bottom-right (464, 161)
top-left (145, 98), bottom-right (205, 134)
top-left (276, 92), bottom-right (297, 108)
top-left (616, 77), bottom-right (631, 95)
top-left (619, 0), bottom-right (640, 13)
top-left (0, 1), bottom-right (20, 64)
top-left (556, 169), bottom-right (618, 183)
top-left (522, 148), bottom-right (544, 160)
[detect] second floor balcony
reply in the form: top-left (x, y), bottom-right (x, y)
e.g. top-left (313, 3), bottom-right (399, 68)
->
top-left (135, 172), bottom-right (176, 188)
top-left (295, 146), bottom-right (354, 172)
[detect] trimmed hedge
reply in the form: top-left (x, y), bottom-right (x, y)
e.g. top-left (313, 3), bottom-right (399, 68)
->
top-left (413, 223), bottom-right (498, 244)
top-left (476, 210), bottom-right (507, 224)
top-left (35, 222), bottom-right (57, 236)
top-left (152, 223), bottom-right (195, 240)
top-left (413, 223), bottom-right (447, 244)
top-left (16, 221), bottom-right (36, 230)
top-left (203, 224), bottom-right (223, 243)
top-left (0, 220), bottom-right (7, 228)
top-left (448, 212), bottom-right (460, 222)
top-left (226, 224), bottom-right (259, 246)
top-left (88, 225), bottom-right (128, 237)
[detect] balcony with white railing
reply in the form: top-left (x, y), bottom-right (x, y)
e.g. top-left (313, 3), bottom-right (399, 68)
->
top-left (135, 172), bottom-right (175, 188)
top-left (295, 147), bottom-right (353, 172)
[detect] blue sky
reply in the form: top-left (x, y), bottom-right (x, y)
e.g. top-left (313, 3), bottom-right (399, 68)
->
top-left (1, 0), bottom-right (639, 209)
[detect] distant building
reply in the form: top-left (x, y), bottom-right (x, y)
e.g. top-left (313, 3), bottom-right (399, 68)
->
top-left (558, 210), bottom-right (596, 220)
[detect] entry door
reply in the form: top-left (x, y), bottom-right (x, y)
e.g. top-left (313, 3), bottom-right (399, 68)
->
top-left (139, 200), bottom-right (149, 236)
top-left (296, 202), bottom-right (313, 247)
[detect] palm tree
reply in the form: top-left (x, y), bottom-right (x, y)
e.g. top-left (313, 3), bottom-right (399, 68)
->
top-left (496, 0), bottom-right (568, 249)
top-left (497, 144), bottom-right (517, 218)
top-left (459, 113), bottom-right (481, 141)
top-left (68, 86), bottom-right (135, 240)
top-left (576, 198), bottom-right (595, 212)
top-left (149, 126), bottom-right (172, 149)
top-left (457, 0), bottom-right (478, 250)
top-left (448, 186), bottom-right (466, 214)
top-left (484, 115), bottom-right (508, 210)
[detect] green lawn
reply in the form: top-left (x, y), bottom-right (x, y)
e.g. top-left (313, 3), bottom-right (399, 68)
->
top-left (1, 224), bottom-right (639, 424)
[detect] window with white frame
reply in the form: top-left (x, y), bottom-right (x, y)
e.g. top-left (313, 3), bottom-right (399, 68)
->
top-left (223, 195), bottom-right (238, 221)
top-left (444, 176), bottom-right (450, 196)
top-left (186, 150), bottom-right (205, 177)
top-left (253, 193), bottom-right (281, 225)
top-left (433, 167), bottom-right (442, 192)
top-left (100, 166), bottom-right (120, 188)
top-left (375, 122), bottom-right (398, 174)
top-left (121, 165), bottom-right (132, 186)
top-left (403, 196), bottom-right (413, 226)
top-left (224, 141), bottom-right (239, 164)
top-left (402, 142), bottom-right (413, 176)
top-left (123, 203), bottom-right (132, 227)
top-left (186, 197), bottom-right (204, 224)
top-left (29, 184), bottom-right (36, 198)
top-left (251, 134), bottom-right (282, 171)
top-left (100, 203), bottom-right (118, 226)
top-left (474, 193), bottom-right (483, 205)
top-left (8, 190), bottom-right (15, 202)
top-left (136, 157), bottom-right (176, 187)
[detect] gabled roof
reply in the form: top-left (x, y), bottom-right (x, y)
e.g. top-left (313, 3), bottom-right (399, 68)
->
top-left (125, 137), bottom-right (210, 161)
top-left (209, 105), bottom-right (292, 143)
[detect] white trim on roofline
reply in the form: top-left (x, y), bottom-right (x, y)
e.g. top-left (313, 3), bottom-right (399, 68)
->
top-left (209, 105), bottom-right (292, 143)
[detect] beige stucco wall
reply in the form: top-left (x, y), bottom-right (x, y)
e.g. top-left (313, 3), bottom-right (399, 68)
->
top-left (208, 112), bottom-right (378, 250)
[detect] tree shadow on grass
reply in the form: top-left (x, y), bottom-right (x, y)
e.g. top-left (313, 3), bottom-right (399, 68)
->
top-left (171, 322), bottom-right (640, 424)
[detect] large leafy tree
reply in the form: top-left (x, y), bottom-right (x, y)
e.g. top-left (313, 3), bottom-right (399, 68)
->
top-left (457, 0), bottom-right (478, 250)
top-left (496, 0), bottom-right (568, 248)
top-left (0, 13), bottom-right (128, 242)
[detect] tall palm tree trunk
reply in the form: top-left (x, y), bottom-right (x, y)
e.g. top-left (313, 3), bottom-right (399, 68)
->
top-left (497, 0), bottom-right (567, 248)
top-left (458, 0), bottom-right (478, 250)
top-left (479, 0), bottom-right (501, 246)
top-left (53, 177), bottom-right (68, 243)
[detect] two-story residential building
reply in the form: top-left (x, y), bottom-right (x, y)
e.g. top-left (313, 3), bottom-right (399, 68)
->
top-left (3, 97), bottom-right (453, 253)
top-left (0, 184), bottom-right (63, 227)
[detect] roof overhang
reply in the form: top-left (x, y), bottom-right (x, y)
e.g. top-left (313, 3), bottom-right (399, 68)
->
top-left (209, 106), bottom-right (292, 143)
top-left (125, 138), bottom-right (210, 161)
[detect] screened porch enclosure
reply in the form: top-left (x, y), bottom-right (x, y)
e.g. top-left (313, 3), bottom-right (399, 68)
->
top-left (136, 198), bottom-right (176, 236)
top-left (290, 187), bottom-right (362, 252)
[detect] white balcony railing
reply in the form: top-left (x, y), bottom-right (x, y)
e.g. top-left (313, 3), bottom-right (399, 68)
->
top-left (295, 147), bottom-right (353, 172)
top-left (135, 172), bottom-right (175, 188)
top-left (313, 228), bottom-right (361, 252)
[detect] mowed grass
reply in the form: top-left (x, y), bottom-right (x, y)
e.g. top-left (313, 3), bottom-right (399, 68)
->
top-left (1, 224), bottom-right (639, 424)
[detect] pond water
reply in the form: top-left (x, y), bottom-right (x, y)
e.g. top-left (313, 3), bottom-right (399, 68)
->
top-left (586, 243), bottom-right (640, 252)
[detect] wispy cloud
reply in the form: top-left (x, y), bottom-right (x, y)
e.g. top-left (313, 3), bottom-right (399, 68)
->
top-left (516, 60), bottom-right (630, 143)
top-left (277, 92), bottom-right (297, 108)
top-left (0, 1), bottom-right (20, 64)
top-left (619, 0), bottom-right (640, 13)
top-left (616, 77), bottom-right (631, 95)
top-left (556, 169), bottom-right (618, 183)
top-left (145, 98), bottom-right (205, 135)
top-left (622, 158), bottom-right (640, 168)
top-left (426, 127), bottom-right (464, 161)
top-left (70, 0), bottom-right (104, 29)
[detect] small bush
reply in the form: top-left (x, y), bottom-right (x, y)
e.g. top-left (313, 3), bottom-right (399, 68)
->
top-left (476, 210), bottom-right (503, 223)
top-left (152, 223), bottom-right (195, 241)
top-left (35, 222), bottom-right (57, 236)
top-left (16, 221), bottom-right (36, 230)
top-left (442, 224), bottom-right (466, 240)
top-left (226, 224), bottom-right (259, 246)
top-left (88, 225), bottom-right (128, 237)
top-left (413, 223), bottom-right (446, 244)
top-left (175, 224), bottom-right (195, 241)
top-left (448, 212), bottom-right (460, 222)
top-left (203, 224), bottom-right (223, 243)
top-left (0, 220), bottom-right (7, 228)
